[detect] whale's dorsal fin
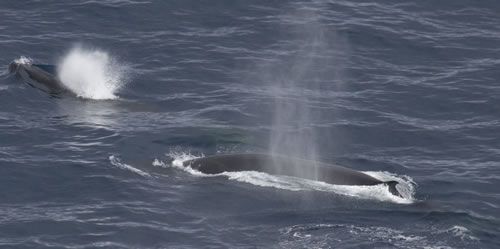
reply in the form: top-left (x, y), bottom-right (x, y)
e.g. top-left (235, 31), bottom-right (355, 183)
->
top-left (384, 181), bottom-right (403, 198)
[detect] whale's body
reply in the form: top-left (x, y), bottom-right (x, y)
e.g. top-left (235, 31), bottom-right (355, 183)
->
top-left (183, 153), bottom-right (402, 197)
top-left (9, 61), bottom-right (65, 95)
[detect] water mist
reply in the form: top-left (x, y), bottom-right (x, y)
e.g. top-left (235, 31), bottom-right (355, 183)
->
top-left (57, 45), bottom-right (129, 100)
top-left (265, 6), bottom-right (347, 180)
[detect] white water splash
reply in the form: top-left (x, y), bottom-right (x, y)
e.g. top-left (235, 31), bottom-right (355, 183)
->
top-left (14, 56), bottom-right (33, 65)
top-left (57, 46), bottom-right (129, 100)
top-left (153, 152), bottom-right (205, 176)
top-left (222, 170), bottom-right (415, 204)
top-left (157, 153), bottom-right (416, 204)
top-left (364, 171), bottom-right (417, 202)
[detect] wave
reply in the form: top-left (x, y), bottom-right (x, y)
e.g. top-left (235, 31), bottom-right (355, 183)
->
top-left (444, 225), bottom-right (479, 241)
top-left (154, 152), bottom-right (416, 204)
top-left (57, 45), bottom-right (130, 100)
top-left (281, 223), bottom-right (478, 249)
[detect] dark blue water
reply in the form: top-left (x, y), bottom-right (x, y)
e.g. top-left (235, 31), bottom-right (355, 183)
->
top-left (1, 1), bottom-right (499, 248)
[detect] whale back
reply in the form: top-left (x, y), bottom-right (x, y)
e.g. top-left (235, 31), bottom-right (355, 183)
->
top-left (183, 153), bottom-right (383, 186)
top-left (10, 62), bottom-right (65, 94)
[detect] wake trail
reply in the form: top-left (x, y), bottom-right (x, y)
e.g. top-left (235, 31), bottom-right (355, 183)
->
top-left (109, 155), bottom-right (151, 177)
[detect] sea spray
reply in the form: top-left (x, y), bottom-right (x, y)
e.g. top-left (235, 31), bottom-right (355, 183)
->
top-left (265, 6), bottom-right (348, 179)
top-left (57, 46), bottom-right (129, 100)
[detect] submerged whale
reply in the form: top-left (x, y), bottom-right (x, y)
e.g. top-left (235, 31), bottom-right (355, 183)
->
top-left (9, 61), bottom-right (66, 95)
top-left (183, 153), bottom-right (403, 197)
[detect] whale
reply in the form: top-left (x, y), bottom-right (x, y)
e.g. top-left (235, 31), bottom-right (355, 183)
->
top-left (183, 153), bottom-right (403, 197)
top-left (9, 61), bottom-right (66, 95)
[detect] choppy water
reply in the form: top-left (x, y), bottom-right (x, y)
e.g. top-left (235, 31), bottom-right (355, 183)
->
top-left (1, 1), bottom-right (499, 248)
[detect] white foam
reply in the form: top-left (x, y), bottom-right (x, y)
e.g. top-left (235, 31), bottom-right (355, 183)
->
top-left (444, 225), bottom-right (478, 241)
top-left (153, 152), bottom-right (206, 176)
top-left (157, 153), bottom-right (416, 204)
top-left (364, 171), bottom-right (417, 202)
top-left (109, 155), bottom-right (151, 177)
top-left (222, 171), bottom-right (415, 204)
top-left (57, 45), bottom-right (129, 100)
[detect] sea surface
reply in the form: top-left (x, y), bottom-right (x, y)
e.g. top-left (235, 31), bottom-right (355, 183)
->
top-left (1, 1), bottom-right (499, 248)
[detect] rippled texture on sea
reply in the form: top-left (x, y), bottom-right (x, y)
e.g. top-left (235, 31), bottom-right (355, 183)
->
top-left (1, 1), bottom-right (499, 248)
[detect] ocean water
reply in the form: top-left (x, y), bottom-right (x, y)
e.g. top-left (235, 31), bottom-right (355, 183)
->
top-left (1, 1), bottom-right (499, 248)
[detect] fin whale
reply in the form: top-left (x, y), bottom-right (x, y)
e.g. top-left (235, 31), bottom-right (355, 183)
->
top-left (9, 61), bottom-right (66, 95)
top-left (183, 153), bottom-right (403, 197)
